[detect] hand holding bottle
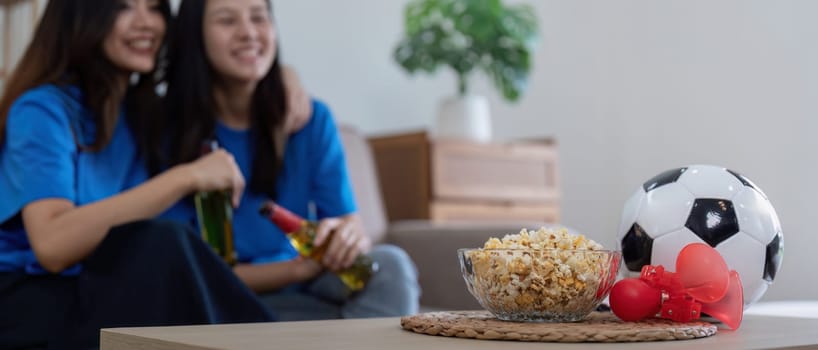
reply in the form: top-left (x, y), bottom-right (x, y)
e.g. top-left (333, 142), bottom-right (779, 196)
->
top-left (193, 141), bottom-right (240, 266)
top-left (186, 149), bottom-right (245, 207)
top-left (313, 215), bottom-right (371, 271)
top-left (260, 202), bottom-right (378, 292)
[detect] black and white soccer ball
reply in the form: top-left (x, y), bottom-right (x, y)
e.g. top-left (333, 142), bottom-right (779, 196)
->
top-left (617, 164), bottom-right (783, 306)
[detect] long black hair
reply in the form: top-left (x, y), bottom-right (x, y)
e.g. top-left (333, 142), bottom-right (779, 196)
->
top-left (0, 0), bottom-right (172, 154)
top-left (159, 0), bottom-right (287, 198)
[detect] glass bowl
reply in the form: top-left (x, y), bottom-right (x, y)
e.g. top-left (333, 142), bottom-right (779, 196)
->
top-left (458, 248), bottom-right (621, 322)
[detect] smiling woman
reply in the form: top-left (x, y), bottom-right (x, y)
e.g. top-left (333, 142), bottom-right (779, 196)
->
top-left (158, 0), bottom-right (420, 321)
top-left (203, 0), bottom-right (277, 90)
top-left (0, 0), bottom-right (274, 348)
top-left (102, 0), bottom-right (166, 73)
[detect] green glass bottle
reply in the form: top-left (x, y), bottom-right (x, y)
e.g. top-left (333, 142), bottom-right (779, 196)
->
top-left (194, 140), bottom-right (237, 266)
top-left (259, 201), bottom-right (378, 292)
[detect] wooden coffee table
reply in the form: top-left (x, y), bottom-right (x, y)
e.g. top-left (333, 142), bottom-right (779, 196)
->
top-left (101, 313), bottom-right (818, 350)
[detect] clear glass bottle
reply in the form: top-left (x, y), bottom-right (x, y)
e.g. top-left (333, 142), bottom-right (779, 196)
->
top-left (194, 140), bottom-right (237, 266)
top-left (259, 201), bottom-right (378, 292)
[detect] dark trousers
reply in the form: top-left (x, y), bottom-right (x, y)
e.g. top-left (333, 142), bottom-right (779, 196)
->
top-left (0, 220), bottom-right (274, 350)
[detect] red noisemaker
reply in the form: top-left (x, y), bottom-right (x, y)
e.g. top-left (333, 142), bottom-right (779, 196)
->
top-left (609, 243), bottom-right (744, 330)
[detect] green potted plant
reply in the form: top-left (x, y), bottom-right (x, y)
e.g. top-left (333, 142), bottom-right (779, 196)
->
top-left (393, 0), bottom-right (538, 142)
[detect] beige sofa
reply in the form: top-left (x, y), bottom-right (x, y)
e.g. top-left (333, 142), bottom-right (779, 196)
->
top-left (338, 125), bottom-right (564, 310)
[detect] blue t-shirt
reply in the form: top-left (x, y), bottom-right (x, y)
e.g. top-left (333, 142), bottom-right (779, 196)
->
top-left (0, 85), bottom-right (148, 274)
top-left (161, 99), bottom-right (357, 264)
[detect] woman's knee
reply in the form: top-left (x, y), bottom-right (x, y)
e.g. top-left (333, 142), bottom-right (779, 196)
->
top-left (347, 245), bottom-right (420, 317)
top-left (116, 219), bottom-right (195, 240)
top-left (369, 245), bottom-right (418, 282)
top-left (102, 219), bottom-right (200, 256)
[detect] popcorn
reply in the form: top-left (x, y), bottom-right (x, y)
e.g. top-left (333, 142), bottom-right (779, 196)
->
top-left (464, 227), bottom-right (609, 317)
top-left (481, 227), bottom-right (603, 250)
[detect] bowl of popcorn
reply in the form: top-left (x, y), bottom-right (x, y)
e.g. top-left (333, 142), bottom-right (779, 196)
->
top-left (458, 227), bottom-right (621, 322)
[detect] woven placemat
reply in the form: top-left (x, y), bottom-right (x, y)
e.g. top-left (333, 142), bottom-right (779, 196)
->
top-left (400, 311), bottom-right (716, 342)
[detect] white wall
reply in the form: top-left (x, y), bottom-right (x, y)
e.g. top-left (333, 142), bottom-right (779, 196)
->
top-left (0, 0), bottom-right (46, 90)
top-left (274, 0), bottom-right (818, 302)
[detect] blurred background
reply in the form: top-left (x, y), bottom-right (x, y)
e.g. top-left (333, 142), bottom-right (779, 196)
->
top-left (1, 0), bottom-right (816, 303)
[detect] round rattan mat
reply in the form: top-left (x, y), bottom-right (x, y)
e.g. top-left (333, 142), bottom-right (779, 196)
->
top-left (400, 311), bottom-right (716, 342)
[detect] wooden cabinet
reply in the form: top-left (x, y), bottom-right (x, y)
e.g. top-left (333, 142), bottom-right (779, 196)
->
top-left (369, 131), bottom-right (560, 223)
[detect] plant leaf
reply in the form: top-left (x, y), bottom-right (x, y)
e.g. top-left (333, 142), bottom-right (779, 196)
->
top-left (394, 0), bottom-right (539, 101)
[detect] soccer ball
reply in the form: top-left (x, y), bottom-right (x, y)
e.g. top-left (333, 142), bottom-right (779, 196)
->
top-left (617, 164), bottom-right (783, 306)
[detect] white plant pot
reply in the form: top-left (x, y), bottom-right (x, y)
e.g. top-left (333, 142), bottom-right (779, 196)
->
top-left (434, 95), bottom-right (492, 143)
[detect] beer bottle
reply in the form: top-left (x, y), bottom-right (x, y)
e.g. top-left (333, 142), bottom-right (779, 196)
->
top-left (194, 140), bottom-right (237, 266)
top-left (259, 201), bottom-right (378, 291)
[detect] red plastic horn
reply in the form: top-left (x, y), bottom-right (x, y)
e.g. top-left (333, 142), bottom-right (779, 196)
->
top-left (675, 243), bottom-right (729, 303)
top-left (610, 243), bottom-right (744, 330)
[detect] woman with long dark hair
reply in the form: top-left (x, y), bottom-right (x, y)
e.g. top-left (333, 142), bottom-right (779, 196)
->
top-left (0, 1), bottom-right (274, 347)
top-left (163, 0), bottom-right (419, 320)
